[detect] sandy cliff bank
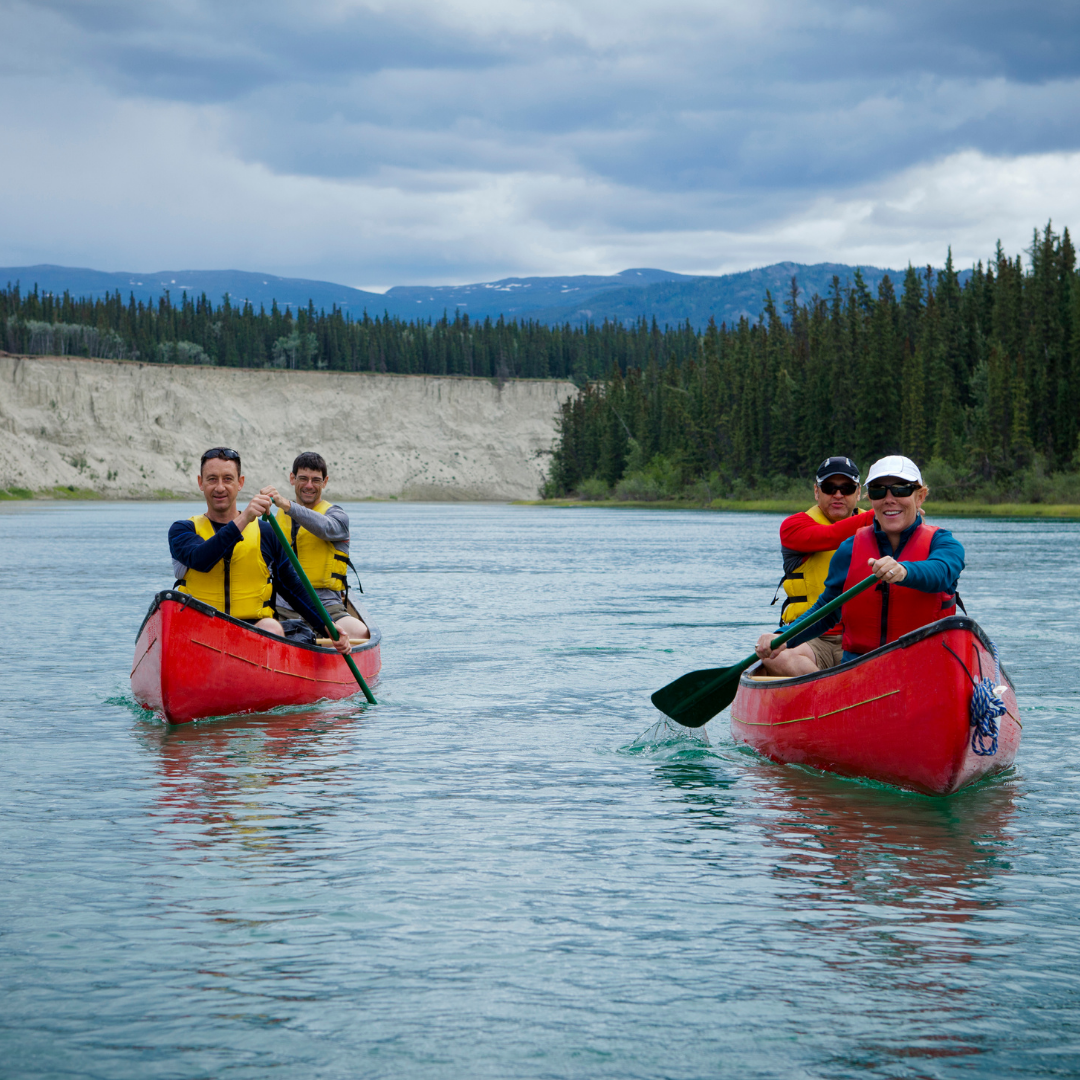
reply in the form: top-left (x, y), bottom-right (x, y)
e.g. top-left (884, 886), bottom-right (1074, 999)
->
top-left (0, 354), bottom-right (575, 500)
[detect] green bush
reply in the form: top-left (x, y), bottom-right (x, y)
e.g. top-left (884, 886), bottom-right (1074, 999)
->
top-left (922, 457), bottom-right (964, 501)
top-left (577, 477), bottom-right (611, 501)
top-left (683, 474), bottom-right (722, 503)
top-left (614, 472), bottom-right (667, 501)
top-left (613, 453), bottom-right (682, 501)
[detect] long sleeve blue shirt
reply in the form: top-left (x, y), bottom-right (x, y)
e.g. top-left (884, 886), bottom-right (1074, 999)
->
top-left (168, 517), bottom-right (327, 632)
top-left (785, 515), bottom-right (965, 650)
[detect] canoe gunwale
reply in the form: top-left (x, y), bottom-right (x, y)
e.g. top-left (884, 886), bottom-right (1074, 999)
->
top-left (741, 615), bottom-right (1012, 694)
top-left (136, 590), bottom-right (382, 655)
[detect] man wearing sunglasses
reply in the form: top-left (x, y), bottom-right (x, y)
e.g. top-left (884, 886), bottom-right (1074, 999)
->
top-left (261, 451), bottom-right (370, 642)
top-left (757, 455), bottom-right (964, 667)
top-left (167, 447), bottom-right (351, 655)
top-left (761, 456), bottom-right (874, 676)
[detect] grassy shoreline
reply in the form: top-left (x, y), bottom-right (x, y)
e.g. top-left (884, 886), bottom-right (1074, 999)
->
top-left (514, 497), bottom-right (1080, 518)
top-left (4, 486), bottom-right (1080, 517)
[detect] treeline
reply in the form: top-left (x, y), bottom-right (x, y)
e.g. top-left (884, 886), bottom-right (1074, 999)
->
top-left (5, 226), bottom-right (1077, 502)
top-left (548, 225), bottom-right (1080, 502)
top-left (0, 284), bottom-right (700, 383)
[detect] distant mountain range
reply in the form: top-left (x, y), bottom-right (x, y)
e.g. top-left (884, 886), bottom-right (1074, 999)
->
top-left (1, 261), bottom-right (956, 330)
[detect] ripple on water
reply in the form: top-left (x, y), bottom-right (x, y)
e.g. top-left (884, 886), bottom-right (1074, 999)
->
top-left (1, 502), bottom-right (1079, 1079)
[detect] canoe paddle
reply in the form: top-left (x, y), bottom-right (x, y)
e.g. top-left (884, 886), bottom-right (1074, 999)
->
top-left (262, 511), bottom-right (377, 705)
top-left (651, 572), bottom-right (881, 728)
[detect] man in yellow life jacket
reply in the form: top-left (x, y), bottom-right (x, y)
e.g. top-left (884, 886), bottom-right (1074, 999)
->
top-left (759, 455), bottom-right (873, 676)
top-left (168, 447), bottom-right (351, 655)
top-left (261, 451), bottom-right (371, 642)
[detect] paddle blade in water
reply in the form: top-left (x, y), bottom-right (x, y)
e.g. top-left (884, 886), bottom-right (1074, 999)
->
top-left (650, 665), bottom-right (743, 728)
top-left (651, 576), bottom-right (881, 728)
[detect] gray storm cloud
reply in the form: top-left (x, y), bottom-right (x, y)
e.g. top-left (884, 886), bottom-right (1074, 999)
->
top-left (1, 0), bottom-right (1079, 283)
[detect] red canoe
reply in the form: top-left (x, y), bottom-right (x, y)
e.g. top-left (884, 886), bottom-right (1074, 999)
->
top-left (730, 616), bottom-right (1022, 796)
top-left (131, 590), bottom-right (382, 725)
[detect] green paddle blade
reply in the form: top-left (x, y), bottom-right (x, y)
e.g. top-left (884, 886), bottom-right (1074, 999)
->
top-left (650, 572), bottom-right (881, 728)
top-left (650, 657), bottom-right (753, 728)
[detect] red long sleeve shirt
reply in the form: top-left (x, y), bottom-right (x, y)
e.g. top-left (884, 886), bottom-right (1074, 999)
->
top-left (779, 508), bottom-right (874, 553)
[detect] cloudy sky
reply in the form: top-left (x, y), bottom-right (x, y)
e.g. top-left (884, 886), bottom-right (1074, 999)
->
top-left (1, 0), bottom-right (1078, 287)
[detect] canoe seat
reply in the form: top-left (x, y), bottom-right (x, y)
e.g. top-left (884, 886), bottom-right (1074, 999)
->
top-left (748, 675), bottom-right (795, 681)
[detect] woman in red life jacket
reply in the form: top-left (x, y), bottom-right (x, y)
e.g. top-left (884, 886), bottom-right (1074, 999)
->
top-left (755, 455), bottom-right (964, 666)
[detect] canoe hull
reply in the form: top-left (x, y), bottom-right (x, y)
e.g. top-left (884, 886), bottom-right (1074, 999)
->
top-left (730, 617), bottom-right (1021, 796)
top-left (131, 591), bottom-right (381, 725)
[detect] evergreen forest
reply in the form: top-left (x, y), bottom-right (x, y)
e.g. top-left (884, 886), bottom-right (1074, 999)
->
top-left (548, 225), bottom-right (1080, 504)
top-left (0, 282), bottom-right (699, 383)
top-left (3, 223), bottom-right (1079, 502)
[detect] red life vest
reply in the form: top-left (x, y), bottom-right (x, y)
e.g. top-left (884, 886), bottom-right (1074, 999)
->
top-left (840, 522), bottom-right (957, 655)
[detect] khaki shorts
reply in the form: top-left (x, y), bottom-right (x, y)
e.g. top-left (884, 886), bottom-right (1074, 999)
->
top-left (807, 633), bottom-right (843, 671)
top-left (276, 591), bottom-right (349, 623)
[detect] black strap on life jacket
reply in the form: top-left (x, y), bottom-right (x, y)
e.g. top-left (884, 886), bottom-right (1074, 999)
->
top-left (345, 556), bottom-right (363, 594)
top-left (291, 514), bottom-right (356, 594)
top-left (771, 548), bottom-right (808, 610)
top-left (222, 552), bottom-right (232, 615)
top-left (770, 575), bottom-right (785, 606)
top-left (877, 582), bottom-right (889, 647)
top-left (770, 570), bottom-right (805, 604)
top-left (331, 550), bottom-right (349, 589)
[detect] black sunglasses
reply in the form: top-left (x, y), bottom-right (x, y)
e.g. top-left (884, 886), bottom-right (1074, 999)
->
top-left (819, 480), bottom-right (858, 496)
top-left (200, 447), bottom-right (242, 472)
top-left (868, 482), bottom-right (919, 499)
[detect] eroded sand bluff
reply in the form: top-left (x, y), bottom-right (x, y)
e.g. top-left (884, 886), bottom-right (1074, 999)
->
top-left (0, 354), bottom-right (574, 499)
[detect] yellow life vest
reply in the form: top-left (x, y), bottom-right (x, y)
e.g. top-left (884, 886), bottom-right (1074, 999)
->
top-left (276, 500), bottom-right (349, 592)
top-left (177, 515), bottom-right (274, 620)
top-left (780, 504), bottom-right (839, 625)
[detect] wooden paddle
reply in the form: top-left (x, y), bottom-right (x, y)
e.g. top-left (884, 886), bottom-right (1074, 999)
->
top-left (262, 511), bottom-right (377, 705)
top-left (651, 572), bottom-right (880, 728)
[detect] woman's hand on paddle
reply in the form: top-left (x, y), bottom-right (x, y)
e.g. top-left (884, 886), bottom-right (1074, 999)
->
top-left (330, 630), bottom-right (352, 656)
top-left (260, 485), bottom-right (291, 513)
top-left (755, 632), bottom-right (787, 660)
top-left (869, 556), bottom-right (907, 584)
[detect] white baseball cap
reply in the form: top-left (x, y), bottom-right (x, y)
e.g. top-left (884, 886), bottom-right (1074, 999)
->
top-left (866, 455), bottom-right (923, 485)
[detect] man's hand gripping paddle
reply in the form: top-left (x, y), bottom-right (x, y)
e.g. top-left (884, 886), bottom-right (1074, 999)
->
top-left (263, 511), bottom-right (377, 705)
top-left (650, 573), bottom-right (879, 728)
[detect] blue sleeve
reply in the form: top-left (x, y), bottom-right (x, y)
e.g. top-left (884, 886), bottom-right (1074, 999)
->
top-left (168, 518), bottom-right (243, 572)
top-left (899, 528), bottom-right (965, 594)
top-left (259, 522), bottom-right (330, 632)
top-left (784, 537), bottom-right (854, 647)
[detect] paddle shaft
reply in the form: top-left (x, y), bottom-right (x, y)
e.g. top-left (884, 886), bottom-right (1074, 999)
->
top-left (661, 571), bottom-right (881, 720)
top-left (762, 570), bottom-right (880, 652)
top-left (262, 511), bottom-right (377, 704)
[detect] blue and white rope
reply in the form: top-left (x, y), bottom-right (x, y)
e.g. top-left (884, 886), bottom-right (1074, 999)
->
top-left (970, 641), bottom-right (1006, 757)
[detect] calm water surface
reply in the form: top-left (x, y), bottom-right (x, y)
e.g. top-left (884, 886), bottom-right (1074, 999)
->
top-left (2, 502), bottom-right (1079, 1079)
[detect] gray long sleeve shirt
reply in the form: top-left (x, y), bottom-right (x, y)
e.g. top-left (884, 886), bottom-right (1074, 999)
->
top-left (280, 501), bottom-right (351, 554)
top-left (273, 501), bottom-right (353, 617)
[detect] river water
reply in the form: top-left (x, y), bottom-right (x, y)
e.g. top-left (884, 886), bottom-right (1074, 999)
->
top-left (2, 501), bottom-right (1079, 1079)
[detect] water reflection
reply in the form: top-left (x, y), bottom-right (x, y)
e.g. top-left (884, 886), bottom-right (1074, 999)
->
top-left (750, 766), bottom-right (1016, 915)
top-left (741, 764), bottom-right (1017, 1073)
top-left (134, 708), bottom-right (364, 856)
